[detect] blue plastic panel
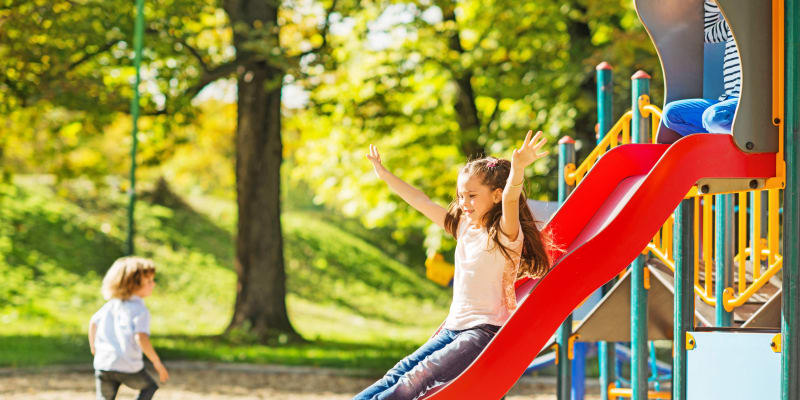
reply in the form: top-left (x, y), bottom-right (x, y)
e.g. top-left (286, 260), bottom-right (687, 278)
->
top-left (687, 331), bottom-right (780, 399)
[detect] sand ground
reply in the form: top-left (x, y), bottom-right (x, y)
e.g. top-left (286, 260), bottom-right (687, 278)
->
top-left (0, 362), bottom-right (603, 399)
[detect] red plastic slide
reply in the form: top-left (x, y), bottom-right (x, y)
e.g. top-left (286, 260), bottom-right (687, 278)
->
top-left (422, 134), bottom-right (776, 399)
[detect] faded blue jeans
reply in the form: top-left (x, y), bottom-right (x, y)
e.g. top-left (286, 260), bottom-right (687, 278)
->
top-left (661, 97), bottom-right (738, 136)
top-left (353, 324), bottom-right (499, 400)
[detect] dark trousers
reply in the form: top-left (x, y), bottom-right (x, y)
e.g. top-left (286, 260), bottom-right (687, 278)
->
top-left (95, 368), bottom-right (158, 400)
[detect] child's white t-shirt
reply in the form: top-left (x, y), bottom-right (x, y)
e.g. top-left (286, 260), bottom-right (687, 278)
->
top-left (90, 296), bottom-right (151, 373)
top-left (444, 219), bottom-right (523, 331)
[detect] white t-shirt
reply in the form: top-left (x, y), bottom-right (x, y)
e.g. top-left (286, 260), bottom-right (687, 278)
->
top-left (444, 219), bottom-right (523, 330)
top-left (90, 296), bottom-right (151, 372)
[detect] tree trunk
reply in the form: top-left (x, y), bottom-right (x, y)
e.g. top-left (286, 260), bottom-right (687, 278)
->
top-left (441, 3), bottom-right (485, 159)
top-left (224, 0), bottom-right (299, 341)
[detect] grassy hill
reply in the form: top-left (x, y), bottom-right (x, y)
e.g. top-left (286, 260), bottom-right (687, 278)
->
top-left (0, 178), bottom-right (449, 371)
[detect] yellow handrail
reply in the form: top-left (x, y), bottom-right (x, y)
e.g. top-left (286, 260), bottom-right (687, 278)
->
top-left (638, 94), bottom-right (663, 143)
top-left (646, 243), bottom-right (718, 306)
top-left (645, 187), bottom-right (783, 311)
top-left (702, 195), bottom-right (713, 298)
top-left (723, 253), bottom-right (783, 311)
top-left (564, 97), bottom-right (663, 187)
top-left (608, 385), bottom-right (671, 400)
top-left (564, 111), bottom-right (633, 186)
top-left (738, 192), bottom-right (747, 293)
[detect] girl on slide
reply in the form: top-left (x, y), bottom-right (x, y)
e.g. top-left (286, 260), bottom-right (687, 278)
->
top-left (354, 130), bottom-right (553, 400)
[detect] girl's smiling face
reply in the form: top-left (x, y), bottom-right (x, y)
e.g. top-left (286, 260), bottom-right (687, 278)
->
top-left (457, 173), bottom-right (502, 227)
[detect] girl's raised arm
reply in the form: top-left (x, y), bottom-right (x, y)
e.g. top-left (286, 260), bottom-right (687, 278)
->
top-left (501, 130), bottom-right (548, 241)
top-left (366, 145), bottom-right (448, 230)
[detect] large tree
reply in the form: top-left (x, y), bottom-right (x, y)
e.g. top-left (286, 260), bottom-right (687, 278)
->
top-left (0, 0), bottom-right (348, 341)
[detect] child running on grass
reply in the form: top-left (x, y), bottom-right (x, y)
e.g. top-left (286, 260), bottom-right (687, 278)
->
top-left (89, 256), bottom-right (169, 400)
top-left (354, 130), bottom-right (552, 400)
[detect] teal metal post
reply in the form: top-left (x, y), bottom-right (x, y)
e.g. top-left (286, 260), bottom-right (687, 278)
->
top-left (127, 0), bottom-right (145, 256)
top-left (597, 62), bottom-right (614, 142)
top-left (782, 0), bottom-right (800, 398)
top-left (714, 193), bottom-right (733, 326)
top-left (557, 136), bottom-right (576, 400)
top-left (630, 70), bottom-right (651, 400)
top-left (673, 199), bottom-right (694, 400)
top-left (596, 61), bottom-right (615, 400)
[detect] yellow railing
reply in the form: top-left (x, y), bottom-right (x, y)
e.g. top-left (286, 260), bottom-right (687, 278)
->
top-left (645, 189), bottom-right (783, 311)
top-left (564, 95), bottom-right (663, 187)
top-left (608, 384), bottom-right (671, 400)
top-left (566, 95), bottom-right (784, 315)
top-left (564, 110), bottom-right (634, 186)
top-left (638, 94), bottom-right (663, 143)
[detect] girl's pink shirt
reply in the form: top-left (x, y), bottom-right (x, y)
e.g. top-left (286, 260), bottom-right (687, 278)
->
top-left (444, 219), bottom-right (523, 331)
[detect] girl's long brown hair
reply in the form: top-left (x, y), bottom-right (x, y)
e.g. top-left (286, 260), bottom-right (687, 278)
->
top-left (443, 157), bottom-right (551, 278)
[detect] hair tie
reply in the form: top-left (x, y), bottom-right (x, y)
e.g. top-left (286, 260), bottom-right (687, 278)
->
top-left (486, 159), bottom-right (498, 168)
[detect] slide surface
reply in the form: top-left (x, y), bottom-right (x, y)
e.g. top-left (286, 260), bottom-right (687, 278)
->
top-left (422, 134), bottom-right (775, 399)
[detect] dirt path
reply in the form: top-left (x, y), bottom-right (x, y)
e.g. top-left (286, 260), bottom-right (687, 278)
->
top-left (0, 362), bottom-right (601, 399)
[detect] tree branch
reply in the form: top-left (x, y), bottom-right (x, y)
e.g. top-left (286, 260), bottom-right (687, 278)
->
top-left (127, 58), bottom-right (245, 117)
top-left (67, 39), bottom-right (121, 71)
top-left (178, 38), bottom-right (210, 72)
top-left (185, 59), bottom-right (243, 100)
top-left (142, 109), bottom-right (168, 116)
top-left (148, 27), bottom-right (214, 73)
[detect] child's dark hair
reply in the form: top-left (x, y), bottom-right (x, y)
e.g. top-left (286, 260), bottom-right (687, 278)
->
top-left (443, 157), bottom-right (551, 278)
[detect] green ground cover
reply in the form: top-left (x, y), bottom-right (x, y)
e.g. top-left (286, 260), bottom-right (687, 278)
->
top-left (0, 178), bottom-right (449, 372)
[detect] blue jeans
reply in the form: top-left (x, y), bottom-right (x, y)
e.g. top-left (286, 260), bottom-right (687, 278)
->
top-left (353, 324), bottom-right (499, 400)
top-left (661, 97), bottom-right (738, 136)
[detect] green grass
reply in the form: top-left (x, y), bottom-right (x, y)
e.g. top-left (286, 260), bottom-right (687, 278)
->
top-left (0, 178), bottom-right (449, 372)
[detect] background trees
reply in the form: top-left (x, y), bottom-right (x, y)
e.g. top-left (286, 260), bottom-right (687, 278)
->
top-left (0, 0), bottom-right (659, 341)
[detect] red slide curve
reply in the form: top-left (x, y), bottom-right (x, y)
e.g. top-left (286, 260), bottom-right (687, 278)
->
top-left (422, 134), bottom-right (776, 399)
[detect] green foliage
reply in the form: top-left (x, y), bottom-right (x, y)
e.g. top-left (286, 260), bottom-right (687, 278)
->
top-left (1, 0), bottom-right (664, 257)
top-left (284, 212), bottom-right (448, 325)
top-left (284, 0), bottom-right (662, 254)
top-left (0, 179), bottom-right (447, 369)
top-left (0, 0), bottom-right (224, 182)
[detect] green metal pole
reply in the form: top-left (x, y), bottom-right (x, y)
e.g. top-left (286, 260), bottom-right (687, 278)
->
top-left (782, 0), bottom-right (800, 398)
top-left (597, 62), bottom-right (614, 142)
top-left (596, 61), bottom-right (615, 400)
top-left (714, 193), bottom-right (733, 326)
top-left (127, 0), bottom-right (145, 256)
top-left (630, 70), bottom-right (651, 400)
top-left (673, 199), bottom-right (694, 400)
top-left (557, 136), bottom-right (576, 400)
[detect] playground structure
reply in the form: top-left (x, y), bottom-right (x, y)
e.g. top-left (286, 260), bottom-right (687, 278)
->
top-left (418, 0), bottom-right (799, 399)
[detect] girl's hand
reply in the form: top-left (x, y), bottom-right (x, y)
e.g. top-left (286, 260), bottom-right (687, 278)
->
top-left (366, 144), bottom-right (386, 178)
top-left (511, 130), bottom-right (549, 171)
